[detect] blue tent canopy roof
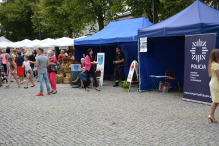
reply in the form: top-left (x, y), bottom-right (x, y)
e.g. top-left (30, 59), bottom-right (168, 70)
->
top-left (75, 17), bottom-right (153, 45)
top-left (138, 0), bottom-right (219, 38)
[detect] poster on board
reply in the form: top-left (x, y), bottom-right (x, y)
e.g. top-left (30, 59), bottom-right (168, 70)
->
top-left (140, 37), bottom-right (147, 52)
top-left (96, 53), bottom-right (105, 86)
top-left (183, 33), bottom-right (216, 104)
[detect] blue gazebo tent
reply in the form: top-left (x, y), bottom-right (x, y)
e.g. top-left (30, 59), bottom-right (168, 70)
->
top-left (74, 17), bottom-right (153, 76)
top-left (138, 0), bottom-right (219, 91)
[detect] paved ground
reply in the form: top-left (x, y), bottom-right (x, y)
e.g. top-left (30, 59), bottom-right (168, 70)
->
top-left (0, 79), bottom-right (219, 146)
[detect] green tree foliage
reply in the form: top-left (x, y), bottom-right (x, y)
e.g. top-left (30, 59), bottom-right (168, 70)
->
top-left (159, 0), bottom-right (194, 20)
top-left (63, 0), bottom-right (126, 31)
top-left (0, 0), bottom-right (37, 41)
top-left (126, 0), bottom-right (162, 23)
top-left (126, 0), bottom-right (218, 23)
top-left (204, 0), bottom-right (219, 9)
top-left (31, 0), bottom-right (126, 38)
top-left (0, 0), bottom-right (218, 41)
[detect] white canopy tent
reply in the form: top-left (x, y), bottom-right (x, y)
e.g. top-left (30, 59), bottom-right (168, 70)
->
top-left (0, 36), bottom-right (13, 48)
top-left (0, 36), bottom-right (12, 43)
top-left (37, 39), bottom-right (57, 47)
top-left (54, 39), bottom-right (73, 47)
top-left (39, 37), bottom-right (72, 47)
top-left (23, 39), bottom-right (40, 48)
top-left (8, 41), bottom-right (21, 48)
top-left (0, 41), bottom-right (14, 48)
top-left (25, 39), bottom-right (41, 48)
top-left (26, 38), bottom-right (54, 48)
top-left (0, 36), bottom-right (87, 49)
top-left (53, 36), bottom-right (86, 47)
top-left (16, 39), bottom-right (32, 48)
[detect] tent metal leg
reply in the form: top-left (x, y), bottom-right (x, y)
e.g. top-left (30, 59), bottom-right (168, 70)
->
top-left (178, 81), bottom-right (180, 92)
top-left (138, 38), bottom-right (140, 92)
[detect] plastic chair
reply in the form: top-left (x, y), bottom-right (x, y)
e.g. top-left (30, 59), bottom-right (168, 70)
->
top-left (165, 70), bottom-right (180, 92)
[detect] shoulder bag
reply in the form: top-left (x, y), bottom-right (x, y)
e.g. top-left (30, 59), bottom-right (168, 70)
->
top-left (50, 57), bottom-right (61, 71)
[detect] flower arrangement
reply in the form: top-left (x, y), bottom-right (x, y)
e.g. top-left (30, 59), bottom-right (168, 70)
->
top-left (67, 69), bottom-right (71, 73)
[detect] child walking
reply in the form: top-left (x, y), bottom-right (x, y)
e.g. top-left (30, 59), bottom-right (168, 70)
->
top-left (22, 55), bottom-right (35, 89)
top-left (5, 57), bottom-right (20, 88)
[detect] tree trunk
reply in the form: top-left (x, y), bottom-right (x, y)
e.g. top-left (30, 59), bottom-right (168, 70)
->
top-left (97, 15), bottom-right (104, 31)
top-left (67, 25), bottom-right (72, 38)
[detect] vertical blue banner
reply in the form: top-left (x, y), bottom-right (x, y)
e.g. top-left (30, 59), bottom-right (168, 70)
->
top-left (183, 33), bottom-right (216, 104)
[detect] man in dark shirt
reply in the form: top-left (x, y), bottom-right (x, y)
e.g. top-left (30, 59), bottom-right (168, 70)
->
top-left (113, 47), bottom-right (125, 87)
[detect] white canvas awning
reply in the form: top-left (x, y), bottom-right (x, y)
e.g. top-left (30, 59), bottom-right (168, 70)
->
top-left (0, 36), bottom-right (12, 43)
top-left (16, 39), bottom-right (32, 48)
top-left (0, 36), bottom-right (87, 49)
top-left (0, 41), bottom-right (14, 48)
top-left (25, 39), bottom-right (41, 48)
top-left (26, 38), bottom-right (54, 48)
top-left (54, 36), bottom-right (86, 47)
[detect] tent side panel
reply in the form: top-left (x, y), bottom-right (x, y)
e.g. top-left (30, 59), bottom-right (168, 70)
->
top-left (140, 37), bottom-right (185, 90)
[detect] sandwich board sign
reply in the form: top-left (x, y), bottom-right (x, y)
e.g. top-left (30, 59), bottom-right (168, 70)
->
top-left (127, 60), bottom-right (138, 91)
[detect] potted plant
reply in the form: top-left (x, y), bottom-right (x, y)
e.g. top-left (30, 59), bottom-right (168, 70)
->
top-left (64, 69), bottom-right (71, 77)
top-left (122, 82), bottom-right (130, 92)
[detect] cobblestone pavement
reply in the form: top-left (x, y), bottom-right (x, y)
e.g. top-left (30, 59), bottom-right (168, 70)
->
top-left (0, 80), bottom-right (219, 146)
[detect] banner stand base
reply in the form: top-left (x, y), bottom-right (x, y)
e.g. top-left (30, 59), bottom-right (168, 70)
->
top-left (182, 98), bottom-right (211, 106)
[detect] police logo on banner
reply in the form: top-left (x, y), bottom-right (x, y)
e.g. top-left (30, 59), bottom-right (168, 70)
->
top-left (190, 39), bottom-right (208, 63)
top-left (98, 55), bottom-right (103, 65)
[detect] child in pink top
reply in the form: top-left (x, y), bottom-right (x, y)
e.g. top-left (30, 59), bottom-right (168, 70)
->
top-left (22, 55), bottom-right (35, 89)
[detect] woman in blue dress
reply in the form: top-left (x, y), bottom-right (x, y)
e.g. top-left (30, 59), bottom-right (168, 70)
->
top-left (72, 58), bottom-right (87, 88)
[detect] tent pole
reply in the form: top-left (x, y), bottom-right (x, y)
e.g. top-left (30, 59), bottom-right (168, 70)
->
top-left (100, 44), bottom-right (101, 52)
top-left (138, 38), bottom-right (140, 92)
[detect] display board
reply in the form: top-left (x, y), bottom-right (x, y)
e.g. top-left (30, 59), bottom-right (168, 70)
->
top-left (96, 53), bottom-right (105, 86)
top-left (183, 33), bottom-right (216, 104)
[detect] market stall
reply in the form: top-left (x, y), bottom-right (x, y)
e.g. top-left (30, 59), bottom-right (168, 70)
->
top-left (138, 0), bottom-right (219, 104)
top-left (74, 17), bottom-right (153, 79)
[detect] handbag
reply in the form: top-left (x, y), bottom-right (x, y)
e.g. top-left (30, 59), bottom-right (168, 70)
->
top-left (50, 57), bottom-right (61, 71)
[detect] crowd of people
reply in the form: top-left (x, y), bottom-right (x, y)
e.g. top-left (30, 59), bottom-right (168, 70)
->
top-left (0, 46), bottom-right (127, 95)
top-left (0, 48), bottom-right (58, 96)
top-left (1, 46), bottom-right (120, 94)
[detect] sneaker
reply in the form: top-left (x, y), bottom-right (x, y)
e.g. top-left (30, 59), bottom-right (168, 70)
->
top-left (47, 93), bottom-right (50, 95)
top-left (17, 85), bottom-right (20, 88)
top-left (4, 85), bottom-right (9, 88)
top-left (36, 93), bottom-right (43, 96)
